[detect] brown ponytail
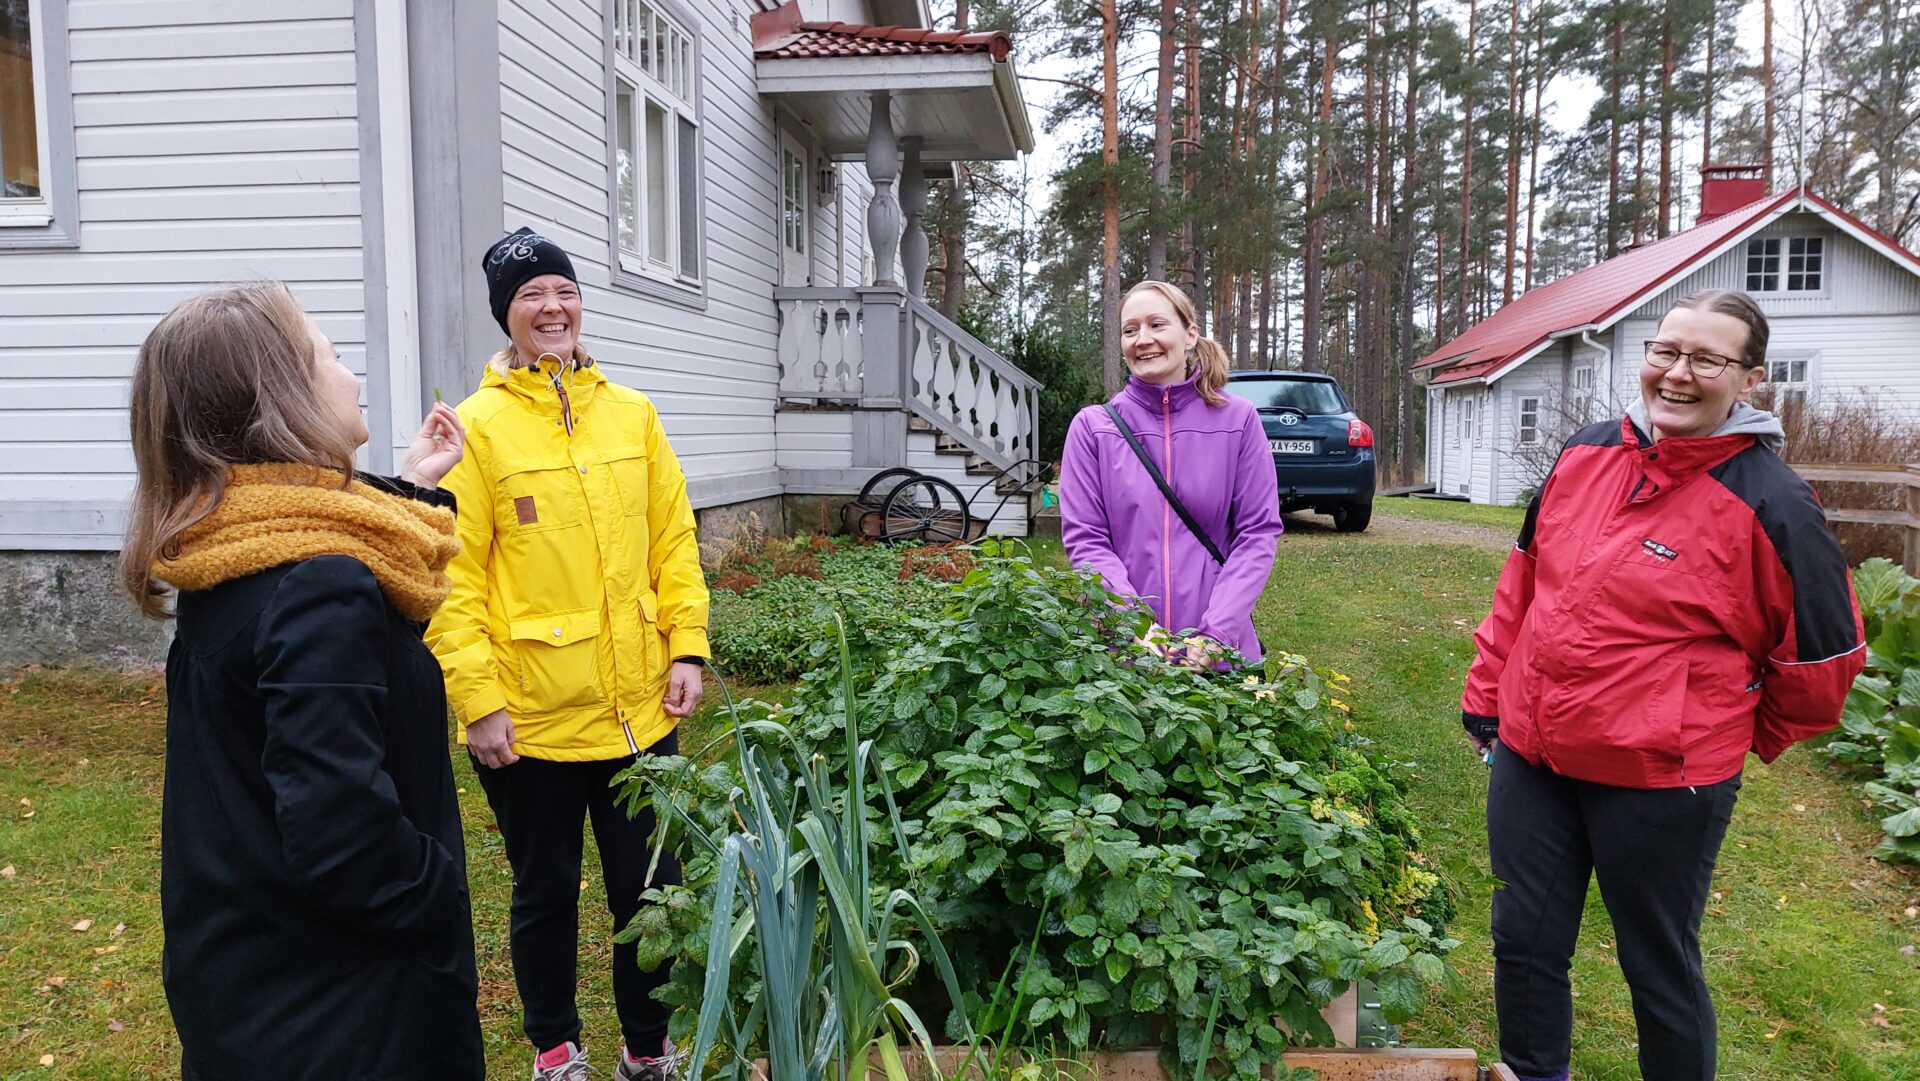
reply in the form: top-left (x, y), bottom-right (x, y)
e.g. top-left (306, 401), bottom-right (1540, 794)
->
top-left (1121, 280), bottom-right (1231, 405)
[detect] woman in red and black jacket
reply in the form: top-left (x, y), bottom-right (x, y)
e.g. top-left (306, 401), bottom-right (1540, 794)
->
top-left (1462, 289), bottom-right (1864, 1081)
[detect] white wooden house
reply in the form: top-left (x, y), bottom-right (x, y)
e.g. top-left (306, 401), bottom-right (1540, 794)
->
top-left (0, 0), bottom-right (1036, 665)
top-left (1413, 169), bottom-right (1920, 505)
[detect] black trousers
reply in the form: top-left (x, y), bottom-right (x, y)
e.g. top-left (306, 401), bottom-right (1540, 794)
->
top-left (1486, 743), bottom-right (1740, 1081)
top-left (473, 732), bottom-right (680, 1054)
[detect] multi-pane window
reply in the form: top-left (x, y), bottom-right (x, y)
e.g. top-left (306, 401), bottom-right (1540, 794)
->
top-left (1767, 355), bottom-right (1811, 408)
top-left (1458, 395), bottom-right (1477, 444)
top-left (612, 0), bottom-right (700, 284)
top-left (1517, 396), bottom-right (1541, 445)
top-left (1746, 236), bottom-right (1823, 292)
top-left (1572, 366), bottom-right (1593, 392)
top-left (1, 1), bottom-right (45, 209)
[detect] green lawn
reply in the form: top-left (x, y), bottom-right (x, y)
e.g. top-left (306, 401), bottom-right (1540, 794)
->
top-left (3, 499), bottom-right (1917, 1079)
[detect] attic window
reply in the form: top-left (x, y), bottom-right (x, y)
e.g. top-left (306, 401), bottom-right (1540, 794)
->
top-left (1745, 236), bottom-right (1823, 292)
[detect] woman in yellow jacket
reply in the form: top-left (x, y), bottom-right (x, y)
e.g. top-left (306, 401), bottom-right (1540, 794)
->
top-left (426, 228), bottom-right (709, 1081)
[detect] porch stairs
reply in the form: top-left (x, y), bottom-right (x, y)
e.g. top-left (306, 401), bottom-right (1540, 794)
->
top-left (773, 287), bottom-right (1046, 538)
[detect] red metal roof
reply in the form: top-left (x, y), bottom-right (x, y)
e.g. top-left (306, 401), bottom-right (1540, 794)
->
top-left (1416, 191), bottom-right (1794, 385)
top-left (751, 2), bottom-right (1012, 62)
top-left (1415, 188), bottom-right (1920, 386)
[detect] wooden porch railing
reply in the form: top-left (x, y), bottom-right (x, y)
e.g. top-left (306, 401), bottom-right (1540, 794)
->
top-left (1789, 462), bottom-right (1920, 574)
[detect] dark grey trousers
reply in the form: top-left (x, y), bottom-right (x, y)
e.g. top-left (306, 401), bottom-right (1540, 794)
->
top-left (1487, 743), bottom-right (1740, 1081)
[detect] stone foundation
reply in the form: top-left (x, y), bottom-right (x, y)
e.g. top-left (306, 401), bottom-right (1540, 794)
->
top-left (0, 552), bottom-right (172, 672)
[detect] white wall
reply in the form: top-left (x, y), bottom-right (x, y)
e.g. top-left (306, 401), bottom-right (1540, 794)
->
top-left (0, 0), bottom-right (368, 547)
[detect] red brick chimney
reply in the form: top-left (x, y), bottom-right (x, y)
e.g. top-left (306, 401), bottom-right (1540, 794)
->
top-left (1699, 164), bottom-right (1769, 222)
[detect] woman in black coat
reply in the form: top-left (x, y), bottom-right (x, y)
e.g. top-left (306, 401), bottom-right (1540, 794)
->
top-left (121, 282), bottom-right (484, 1081)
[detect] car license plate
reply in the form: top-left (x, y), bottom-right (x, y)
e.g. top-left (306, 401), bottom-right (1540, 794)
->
top-left (1270, 439), bottom-right (1316, 454)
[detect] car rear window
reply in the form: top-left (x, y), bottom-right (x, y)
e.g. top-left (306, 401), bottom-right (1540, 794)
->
top-left (1224, 379), bottom-right (1345, 414)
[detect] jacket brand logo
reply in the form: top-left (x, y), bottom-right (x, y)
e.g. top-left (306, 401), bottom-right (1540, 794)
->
top-left (1642, 538), bottom-right (1679, 562)
top-left (515, 496), bottom-right (538, 525)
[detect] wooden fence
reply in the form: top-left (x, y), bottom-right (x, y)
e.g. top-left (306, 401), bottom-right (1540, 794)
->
top-left (1789, 462), bottom-right (1920, 574)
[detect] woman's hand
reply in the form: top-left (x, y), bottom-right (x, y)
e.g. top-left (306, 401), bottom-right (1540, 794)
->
top-left (1134, 622), bottom-right (1174, 658)
top-left (662, 661), bottom-right (704, 718)
top-left (467, 708), bottom-right (519, 768)
top-left (399, 402), bottom-right (465, 490)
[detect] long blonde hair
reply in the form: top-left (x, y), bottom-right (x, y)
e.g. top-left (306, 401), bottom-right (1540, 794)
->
top-left (1122, 280), bottom-right (1229, 405)
top-left (121, 282), bottom-right (356, 619)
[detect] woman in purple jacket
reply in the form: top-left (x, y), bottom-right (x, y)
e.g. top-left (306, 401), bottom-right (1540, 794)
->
top-left (1059, 280), bottom-right (1283, 666)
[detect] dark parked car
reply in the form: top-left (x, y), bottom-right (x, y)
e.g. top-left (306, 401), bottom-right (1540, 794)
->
top-left (1223, 371), bottom-right (1376, 532)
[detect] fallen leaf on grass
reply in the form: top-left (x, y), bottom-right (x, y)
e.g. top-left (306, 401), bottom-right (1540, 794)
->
top-left (108, 1019), bottom-right (123, 1032)
top-left (39, 1054), bottom-right (54, 1066)
top-left (71, 919), bottom-right (93, 932)
top-left (111, 923), bottom-right (125, 936)
top-left (43, 975), bottom-right (66, 989)
top-left (1, 864), bottom-right (15, 878)
top-left (1793, 803), bottom-right (1807, 812)
top-left (1869, 1004), bottom-right (1893, 1030)
top-left (1906, 907), bottom-right (1918, 919)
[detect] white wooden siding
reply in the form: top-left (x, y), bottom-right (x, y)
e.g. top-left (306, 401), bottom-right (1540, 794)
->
top-left (0, 0), bottom-right (366, 540)
top-left (499, 0), bottom-right (789, 506)
top-left (774, 410), bottom-right (854, 470)
top-left (1628, 212), bottom-right (1920, 321)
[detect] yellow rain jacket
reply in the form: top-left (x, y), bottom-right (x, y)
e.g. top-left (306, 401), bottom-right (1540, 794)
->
top-left (426, 355), bottom-right (710, 761)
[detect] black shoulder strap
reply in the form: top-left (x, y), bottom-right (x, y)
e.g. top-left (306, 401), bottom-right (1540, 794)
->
top-left (1103, 403), bottom-right (1227, 565)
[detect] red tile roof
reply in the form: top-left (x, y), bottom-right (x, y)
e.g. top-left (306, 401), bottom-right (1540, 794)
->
top-left (1416, 192), bottom-right (1794, 385)
top-left (751, 3), bottom-right (1012, 62)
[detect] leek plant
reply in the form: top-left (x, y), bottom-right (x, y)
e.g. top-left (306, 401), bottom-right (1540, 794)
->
top-left (647, 615), bottom-right (972, 1081)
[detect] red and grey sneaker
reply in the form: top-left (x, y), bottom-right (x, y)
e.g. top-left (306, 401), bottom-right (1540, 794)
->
top-left (531, 1041), bottom-right (593, 1081)
top-left (614, 1039), bottom-right (685, 1081)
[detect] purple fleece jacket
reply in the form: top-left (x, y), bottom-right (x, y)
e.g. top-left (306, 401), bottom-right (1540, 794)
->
top-left (1059, 372), bottom-right (1283, 662)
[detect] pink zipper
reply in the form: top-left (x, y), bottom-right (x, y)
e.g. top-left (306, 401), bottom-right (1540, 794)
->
top-left (1162, 388), bottom-right (1173, 614)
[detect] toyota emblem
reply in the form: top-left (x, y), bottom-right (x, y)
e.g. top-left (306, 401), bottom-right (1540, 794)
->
top-left (1277, 413), bottom-right (1301, 426)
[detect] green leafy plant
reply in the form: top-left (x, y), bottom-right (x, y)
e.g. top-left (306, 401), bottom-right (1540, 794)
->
top-left (1823, 558), bottom-right (1920, 861)
top-left (620, 617), bottom-right (971, 1081)
top-left (640, 543), bottom-right (1454, 1080)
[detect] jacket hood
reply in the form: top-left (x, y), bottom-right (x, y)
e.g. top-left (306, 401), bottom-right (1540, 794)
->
top-left (1625, 398), bottom-right (1785, 455)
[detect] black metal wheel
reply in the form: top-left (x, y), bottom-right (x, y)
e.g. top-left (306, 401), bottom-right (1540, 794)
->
top-left (878, 475), bottom-right (973, 544)
top-left (857, 467), bottom-right (923, 505)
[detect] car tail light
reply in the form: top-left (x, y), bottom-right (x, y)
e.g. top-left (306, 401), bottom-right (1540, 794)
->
top-left (1347, 419), bottom-right (1375, 447)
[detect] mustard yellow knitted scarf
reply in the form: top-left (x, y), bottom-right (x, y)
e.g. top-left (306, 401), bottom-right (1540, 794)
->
top-left (153, 464), bottom-right (460, 621)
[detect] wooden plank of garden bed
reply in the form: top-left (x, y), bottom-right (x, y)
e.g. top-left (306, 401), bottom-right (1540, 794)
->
top-left (1277, 1048), bottom-right (1480, 1081)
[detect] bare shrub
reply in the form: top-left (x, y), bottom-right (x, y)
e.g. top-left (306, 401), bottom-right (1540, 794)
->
top-left (1761, 387), bottom-right (1920, 565)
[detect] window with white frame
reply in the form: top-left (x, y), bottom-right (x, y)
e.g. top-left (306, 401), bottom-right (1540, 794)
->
top-left (1517, 396), bottom-right (1541, 445)
top-left (1767, 353), bottom-right (1813, 407)
top-left (611, 0), bottom-right (701, 286)
top-left (1745, 236), bottom-right (1823, 292)
top-left (1458, 395), bottom-right (1477, 444)
top-left (1, 1), bottom-right (48, 220)
top-left (1572, 366), bottom-right (1593, 393)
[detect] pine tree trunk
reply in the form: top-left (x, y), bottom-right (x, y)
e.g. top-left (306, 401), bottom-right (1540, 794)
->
top-left (1457, 0), bottom-right (1478, 329)
top-left (1762, 0), bottom-right (1775, 183)
top-left (1302, 32), bottom-right (1336, 373)
top-left (1657, 0), bottom-right (1675, 237)
top-left (1236, 272), bottom-right (1254, 368)
top-left (1703, 0), bottom-right (1715, 166)
top-left (1100, 0), bottom-right (1123, 394)
top-left (1524, 1), bottom-right (1545, 291)
top-left (1182, 0), bottom-right (1202, 298)
top-left (1503, 0), bottom-right (1523, 305)
top-left (1147, 0), bottom-right (1177, 282)
top-left (1606, 18), bottom-right (1623, 257)
top-left (1398, 0), bottom-right (1421, 484)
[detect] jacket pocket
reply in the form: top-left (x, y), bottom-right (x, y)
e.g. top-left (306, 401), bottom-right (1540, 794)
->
top-left (495, 460), bottom-right (586, 535)
top-left (505, 611), bottom-right (604, 713)
top-left (637, 592), bottom-right (668, 692)
top-left (601, 444), bottom-right (651, 518)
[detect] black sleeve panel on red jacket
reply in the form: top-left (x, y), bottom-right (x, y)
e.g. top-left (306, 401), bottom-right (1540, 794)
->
top-left (1709, 445), bottom-right (1859, 661)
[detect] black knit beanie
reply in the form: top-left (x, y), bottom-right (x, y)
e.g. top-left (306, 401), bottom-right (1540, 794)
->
top-left (482, 227), bottom-right (577, 334)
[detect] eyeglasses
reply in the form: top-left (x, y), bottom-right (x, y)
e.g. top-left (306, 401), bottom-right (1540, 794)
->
top-left (514, 287), bottom-right (579, 305)
top-left (1643, 341), bottom-right (1752, 378)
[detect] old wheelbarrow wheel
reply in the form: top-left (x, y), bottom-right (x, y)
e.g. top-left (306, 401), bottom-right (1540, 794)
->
top-left (879, 475), bottom-right (973, 544)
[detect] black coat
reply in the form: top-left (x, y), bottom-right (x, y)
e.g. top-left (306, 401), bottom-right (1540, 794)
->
top-left (160, 484), bottom-right (483, 1081)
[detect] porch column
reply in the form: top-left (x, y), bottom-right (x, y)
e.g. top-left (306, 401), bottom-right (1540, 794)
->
top-left (864, 91), bottom-right (900, 288)
top-left (899, 137), bottom-right (928, 298)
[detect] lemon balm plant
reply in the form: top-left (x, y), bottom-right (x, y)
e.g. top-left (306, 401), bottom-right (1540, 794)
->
top-left (619, 616), bottom-right (972, 1081)
top-left (632, 544), bottom-right (1454, 1081)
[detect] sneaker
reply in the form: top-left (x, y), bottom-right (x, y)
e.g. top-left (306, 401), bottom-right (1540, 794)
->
top-left (614, 1039), bottom-right (684, 1081)
top-left (532, 1041), bottom-right (594, 1081)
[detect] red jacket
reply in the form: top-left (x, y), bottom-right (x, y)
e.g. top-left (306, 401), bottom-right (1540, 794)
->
top-left (1464, 416), bottom-right (1864, 789)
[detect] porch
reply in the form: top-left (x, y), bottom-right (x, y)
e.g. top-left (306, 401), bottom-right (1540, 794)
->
top-left (752, 1), bottom-right (1043, 535)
